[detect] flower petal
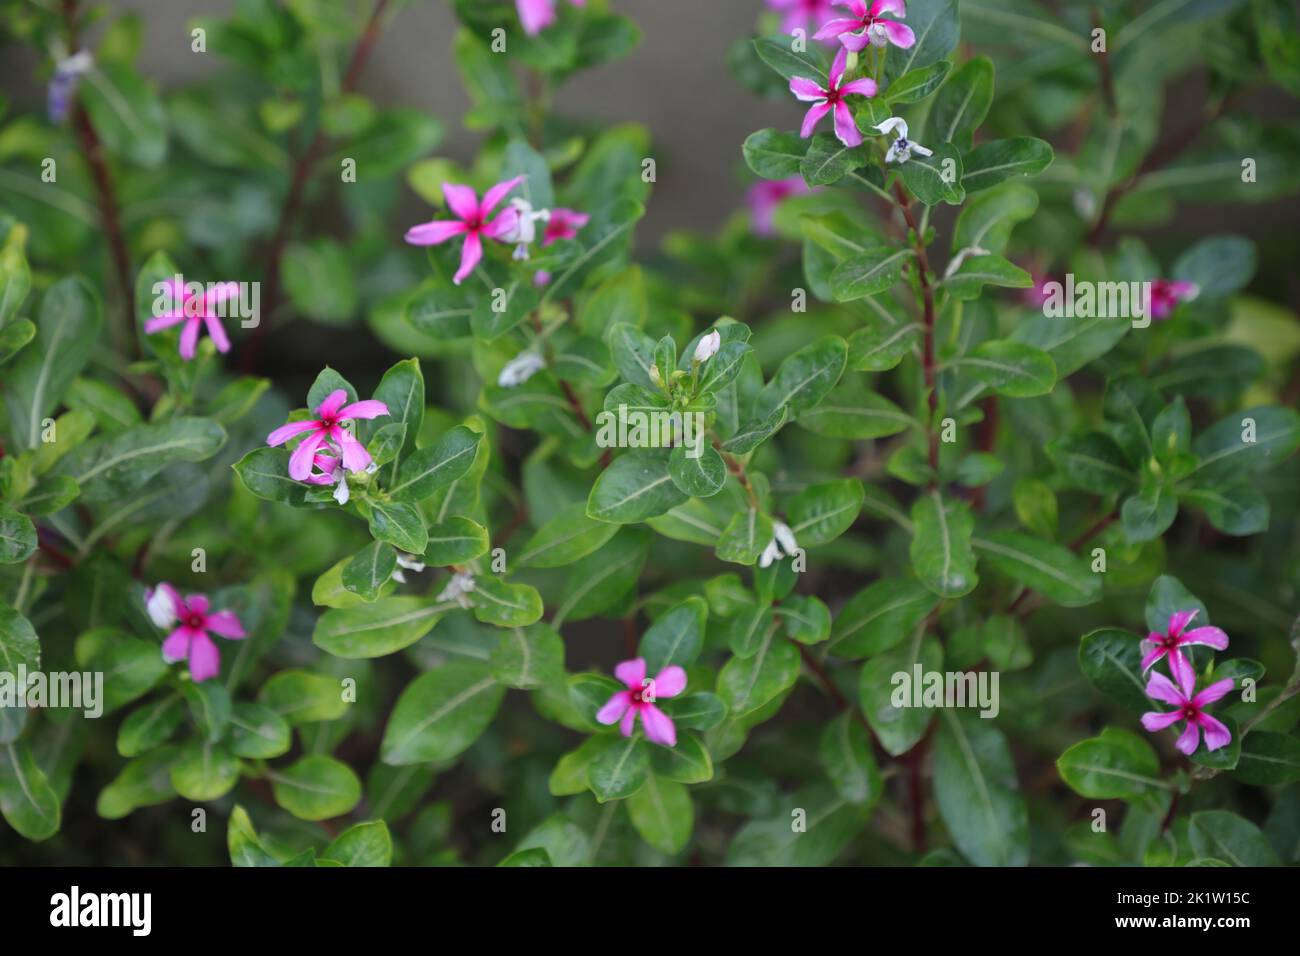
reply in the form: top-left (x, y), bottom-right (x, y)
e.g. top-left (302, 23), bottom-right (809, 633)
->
top-left (317, 389), bottom-right (349, 417)
top-left (814, 17), bottom-right (861, 41)
top-left (203, 314), bottom-right (231, 353)
top-left (288, 429), bottom-right (327, 481)
top-left (188, 632), bottom-right (221, 682)
top-left (161, 628), bottom-right (192, 663)
top-left (614, 658), bottom-right (647, 689)
top-left (337, 400), bottom-right (390, 421)
top-left (838, 77), bottom-right (879, 98)
top-left (144, 310), bottom-right (186, 333)
top-left (640, 704), bottom-right (677, 746)
top-left (1180, 626), bottom-right (1228, 651)
top-left (443, 182), bottom-right (480, 221)
top-left (205, 610), bottom-right (246, 640)
top-left (453, 232), bottom-right (483, 285)
top-left (481, 175), bottom-right (526, 216)
top-left (880, 18), bottom-right (915, 48)
top-left (333, 428), bottom-right (373, 473)
top-left (596, 690), bottom-right (632, 725)
top-left (619, 705), bottom-right (638, 737)
top-left (790, 76), bottom-right (829, 102)
top-left (178, 317), bottom-right (201, 361)
top-left (1141, 710), bottom-right (1183, 731)
top-left (1140, 645), bottom-right (1166, 673)
top-left (800, 101), bottom-right (832, 138)
top-left (1191, 677), bottom-right (1236, 708)
top-left (652, 665), bottom-right (688, 699)
top-left (267, 419), bottom-right (319, 447)
top-left (1168, 648), bottom-right (1196, 700)
top-left (833, 101), bottom-right (863, 147)
top-left (1197, 713), bottom-right (1233, 751)
top-left (1144, 670), bottom-right (1186, 708)
top-left (871, 0), bottom-right (907, 16)
top-left (1167, 608), bottom-right (1199, 636)
top-left (404, 220), bottom-right (468, 246)
top-left (1174, 721), bottom-right (1201, 755)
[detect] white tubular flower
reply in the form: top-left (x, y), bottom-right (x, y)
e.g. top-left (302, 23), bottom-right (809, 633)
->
top-left (333, 473), bottom-right (350, 506)
top-left (437, 571), bottom-right (477, 608)
top-left (145, 588), bottom-right (177, 629)
top-left (391, 552), bottom-right (426, 584)
top-left (497, 350), bottom-right (546, 387)
top-left (874, 117), bottom-right (933, 164)
top-left (501, 198), bottom-right (551, 260)
top-left (759, 521), bottom-right (800, 568)
top-left (693, 329), bottom-right (722, 363)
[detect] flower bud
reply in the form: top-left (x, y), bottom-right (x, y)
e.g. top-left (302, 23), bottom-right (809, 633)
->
top-left (693, 329), bottom-right (722, 363)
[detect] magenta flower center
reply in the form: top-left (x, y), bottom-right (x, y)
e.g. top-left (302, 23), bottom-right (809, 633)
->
top-left (1181, 704), bottom-right (1198, 720)
top-left (318, 414), bottom-right (339, 429)
top-left (183, 610), bottom-right (205, 630)
top-left (630, 686), bottom-right (650, 704)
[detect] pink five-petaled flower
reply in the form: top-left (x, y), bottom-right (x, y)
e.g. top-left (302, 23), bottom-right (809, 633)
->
top-left (516, 0), bottom-right (585, 36)
top-left (748, 177), bottom-right (812, 236)
top-left (1141, 609), bottom-right (1229, 692)
top-left (541, 207), bottom-right (590, 246)
top-left (1141, 666), bottom-right (1234, 755)
top-left (266, 388), bottom-right (390, 482)
top-left (146, 583), bottom-right (245, 683)
top-left (596, 658), bottom-right (687, 747)
top-left (404, 176), bottom-right (525, 285)
top-left (1151, 278), bottom-right (1199, 321)
top-left (815, 0), bottom-right (916, 51)
top-left (768, 0), bottom-right (837, 36)
top-left (144, 279), bottom-right (241, 361)
top-left (790, 48), bottom-right (878, 148)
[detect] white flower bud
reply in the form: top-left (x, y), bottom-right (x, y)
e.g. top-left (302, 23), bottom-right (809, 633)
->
top-left (693, 330), bottom-right (722, 363)
top-left (146, 587), bottom-right (177, 629)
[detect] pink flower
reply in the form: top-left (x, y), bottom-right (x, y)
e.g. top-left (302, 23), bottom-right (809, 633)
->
top-left (1141, 666), bottom-right (1234, 756)
top-left (144, 279), bottom-right (241, 361)
top-left (1151, 278), bottom-right (1199, 321)
top-left (1020, 272), bottom-right (1057, 309)
top-left (1140, 609), bottom-right (1229, 691)
top-left (541, 208), bottom-right (590, 246)
top-left (596, 657), bottom-right (687, 747)
top-left (790, 48), bottom-right (877, 147)
top-left (266, 388), bottom-right (390, 481)
top-left (768, 0), bottom-right (837, 36)
top-left (815, 0), bottom-right (915, 51)
top-left (516, 0), bottom-right (585, 36)
top-left (146, 583), bottom-right (245, 683)
top-left (747, 177), bottom-right (811, 236)
top-left (404, 177), bottom-right (525, 284)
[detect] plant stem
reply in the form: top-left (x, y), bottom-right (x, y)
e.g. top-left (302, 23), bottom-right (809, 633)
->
top-left (893, 183), bottom-right (939, 478)
top-left (63, 0), bottom-right (134, 355)
top-left (244, 0), bottom-right (392, 371)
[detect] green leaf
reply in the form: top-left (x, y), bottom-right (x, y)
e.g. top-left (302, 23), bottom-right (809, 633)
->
top-left (933, 712), bottom-right (1029, 866)
top-left (282, 240), bottom-right (358, 325)
top-left (490, 623), bottom-right (565, 690)
top-left (382, 660), bottom-right (504, 765)
top-left (716, 627), bottom-right (799, 718)
top-left (788, 478), bottom-right (864, 547)
top-left (313, 595), bottom-right (449, 659)
top-left (63, 417), bottom-right (227, 502)
top-left (471, 577), bottom-right (544, 627)
top-left (1188, 811), bottom-right (1280, 867)
top-left (4, 277), bottom-right (102, 450)
top-left (1121, 486), bottom-right (1178, 544)
top-left (961, 137), bottom-right (1054, 192)
top-left (884, 59), bottom-right (952, 104)
top-left (182, 680), bottom-right (231, 744)
top-left (910, 491), bottom-right (978, 598)
top-left (587, 449), bottom-right (688, 523)
top-left (1182, 483), bottom-right (1269, 536)
top-left (830, 247), bottom-right (912, 301)
top-left (321, 821), bottom-right (393, 867)
top-left (232, 447), bottom-right (306, 505)
top-left (797, 381), bottom-right (914, 439)
top-left (829, 579), bottom-right (937, 659)
top-left (423, 516), bottom-right (490, 566)
top-left (259, 670), bottom-right (349, 725)
top-left (801, 133), bottom-right (870, 187)
top-left (169, 741), bottom-right (239, 802)
top-left (781, 595), bottom-right (832, 645)
top-left (79, 63), bottom-right (167, 167)
top-left (940, 255), bottom-right (1033, 300)
top-left (227, 805), bottom-right (278, 867)
top-left (1172, 234), bottom-right (1256, 299)
top-left (0, 507), bottom-right (36, 564)
top-left (820, 712), bottom-right (882, 805)
top-left (925, 56), bottom-right (993, 150)
top-left (1079, 628), bottom-right (1149, 713)
top-left (0, 319), bottom-right (35, 366)
top-left (553, 529), bottom-right (649, 626)
top-left (897, 142), bottom-right (965, 205)
top-left (0, 741), bottom-right (60, 840)
top-left (586, 734), bottom-right (649, 802)
top-left (367, 499), bottom-right (428, 554)
top-left (1057, 728), bottom-right (1165, 799)
top-left (859, 635), bottom-right (942, 756)
top-left (972, 532), bottom-right (1102, 607)
top-left (96, 748), bottom-right (176, 820)
top-left (753, 334), bottom-right (848, 419)
top-left (743, 128), bottom-right (808, 179)
top-left (365, 358), bottom-right (423, 461)
top-left (1233, 732), bottom-right (1300, 786)
top-left (951, 182), bottom-right (1038, 256)
top-left (471, 277), bottom-right (539, 340)
top-left (639, 597), bottom-right (707, 672)
top-left (389, 425), bottom-right (482, 502)
top-left (229, 701), bottom-right (291, 759)
top-left (947, 341), bottom-right (1056, 399)
top-left (650, 731), bottom-right (714, 783)
top-left (1046, 433), bottom-right (1134, 494)
top-left (517, 501), bottom-right (620, 568)
top-left (1189, 406), bottom-right (1300, 484)
top-left (627, 774), bottom-right (693, 854)
top-left (668, 442), bottom-right (726, 498)
top-left (752, 35), bottom-right (831, 83)
top-left (342, 540), bottom-right (397, 602)
top-left (117, 694), bottom-right (182, 757)
top-left (715, 508), bottom-right (775, 566)
top-left (270, 756), bottom-right (362, 821)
